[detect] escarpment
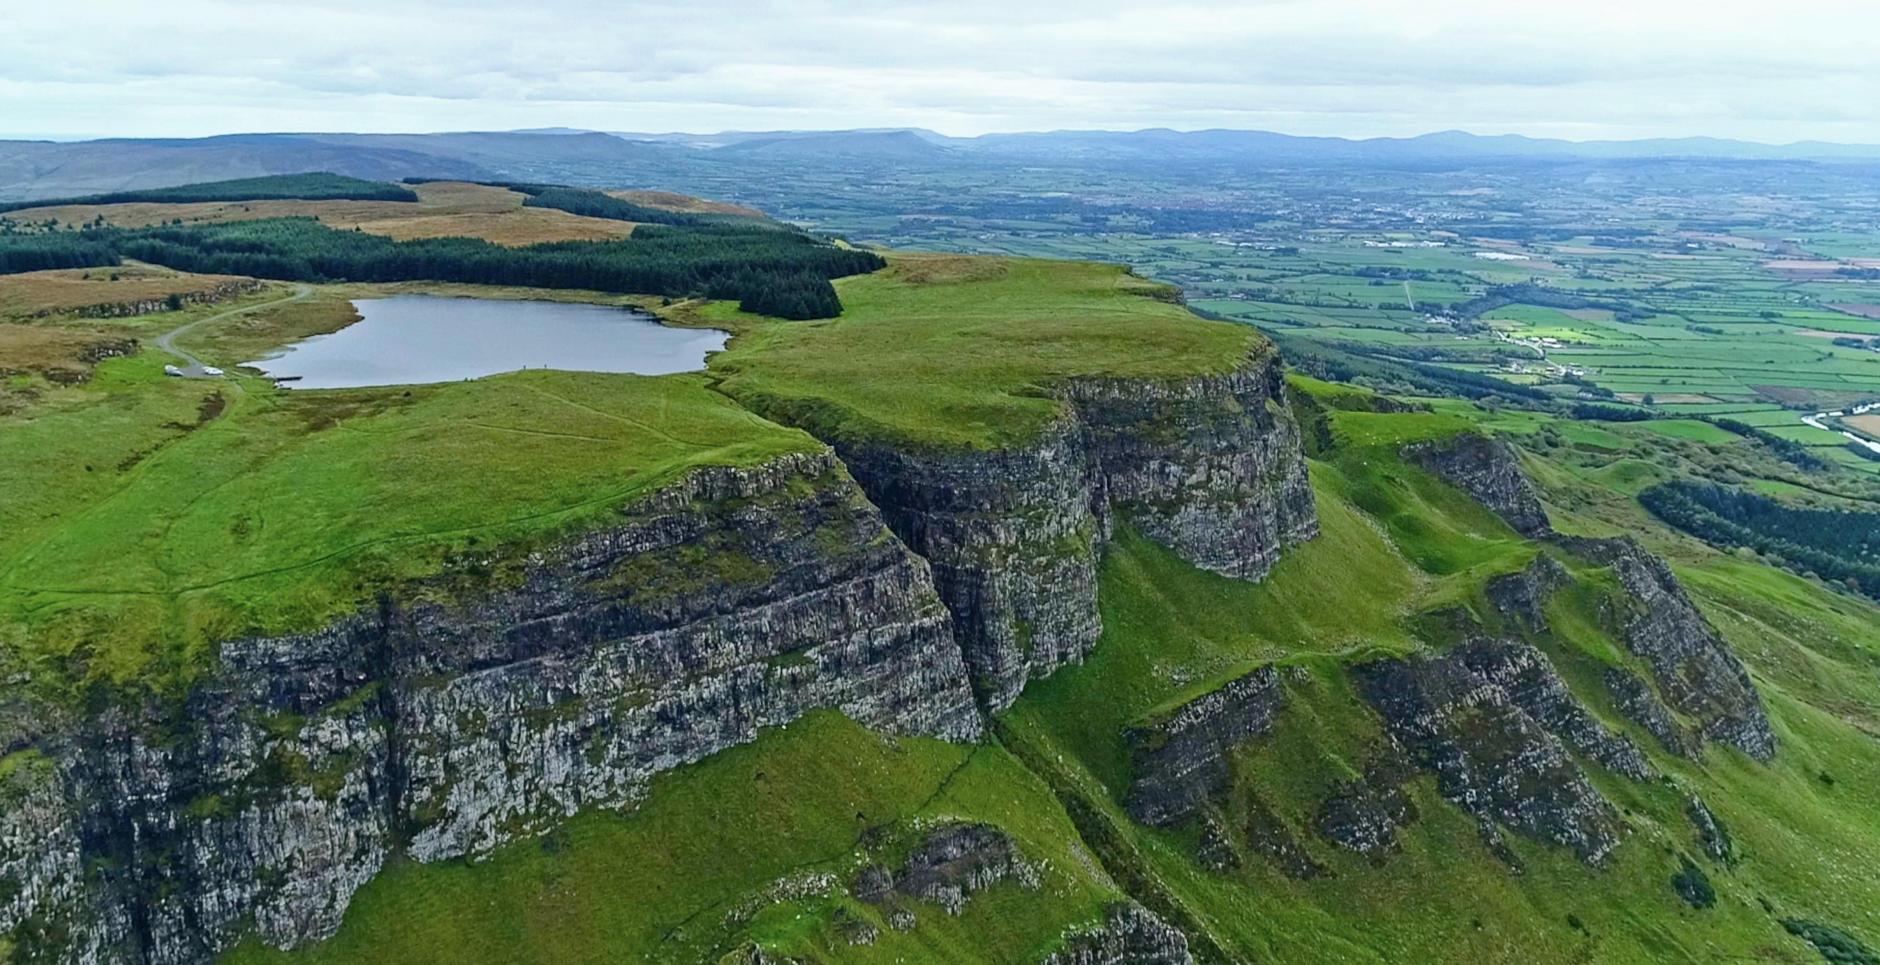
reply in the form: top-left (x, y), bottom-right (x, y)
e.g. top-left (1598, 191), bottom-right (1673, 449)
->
top-left (0, 452), bottom-right (984, 962)
top-left (837, 347), bottom-right (1318, 711)
top-left (1415, 432), bottom-right (1775, 764)
top-left (1123, 665), bottom-right (1287, 827)
top-left (1353, 643), bottom-right (1626, 867)
top-left (2, 334), bottom-right (1324, 962)
top-left (1404, 433), bottom-right (1552, 538)
top-left (1558, 536), bottom-right (1776, 762)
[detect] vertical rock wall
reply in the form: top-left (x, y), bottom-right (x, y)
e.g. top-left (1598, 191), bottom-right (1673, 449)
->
top-left (840, 348), bottom-right (1318, 712)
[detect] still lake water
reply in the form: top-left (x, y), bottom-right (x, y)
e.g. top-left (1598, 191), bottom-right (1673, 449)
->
top-left (247, 295), bottom-right (729, 389)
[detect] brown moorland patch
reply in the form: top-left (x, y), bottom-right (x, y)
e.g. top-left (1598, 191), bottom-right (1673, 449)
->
top-left (604, 189), bottom-right (767, 219)
top-left (0, 264), bottom-right (259, 319)
top-left (0, 323), bottom-right (137, 382)
top-left (6, 182), bottom-right (638, 247)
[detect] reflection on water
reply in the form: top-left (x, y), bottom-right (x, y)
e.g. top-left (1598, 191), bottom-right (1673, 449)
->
top-left (246, 295), bottom-right (727, 389)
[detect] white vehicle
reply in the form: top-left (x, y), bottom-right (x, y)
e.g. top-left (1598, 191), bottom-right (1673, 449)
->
top-left (163, 365), bottom-right (182, 377)
top-left (201, 366), bottom-right (224, 377)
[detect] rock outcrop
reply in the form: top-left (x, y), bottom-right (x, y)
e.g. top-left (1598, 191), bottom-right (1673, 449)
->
top-left (1122, 665), bottom-right (1287, 827)
top-left (1452, 638), bottom-right (1655, 781)
top-left (1046, 902), bottom-right (1193, 965)
top-left (1484, 553), bottom-right (1572, 632)
top-left (854, 822), bottom-right (1040, 917)
top-left (1353, 642), bottom-right (1626, 867)
top-left (65, 279), bottom-right (269, 319)
top-left (1561, 536), bottom-right (1776, 761)
top-left (839, 348), bottom-right (1318, 711)
top-left (1, 452), bottom-right (982, 963)
top-left (1603, 666), bottom-right (1698, 757)
top-left (1404, 433), bottom-right (1553, 537)
top-left (1315, 747), bottom-right (1419, 861)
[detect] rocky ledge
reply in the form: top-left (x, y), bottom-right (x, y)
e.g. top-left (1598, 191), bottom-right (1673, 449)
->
top-left (1559, 536), bottom-right (1776, 762)
top-left (1122, 665), bottom-right (1287, 827)
top-left (1405, 433), bottom-right (1553, 538)
top-left (1353, 640), bottom-right (1627, 868)
top-left (1046, 902), bottom-right (1194, 965)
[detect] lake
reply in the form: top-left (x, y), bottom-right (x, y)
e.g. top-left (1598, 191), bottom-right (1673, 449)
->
top-left (246, 295), bottom-right (728, 389)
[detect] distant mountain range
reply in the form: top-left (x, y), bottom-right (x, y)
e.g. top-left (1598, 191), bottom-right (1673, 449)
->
top-left (4, 127), bottom-right (1879, 203)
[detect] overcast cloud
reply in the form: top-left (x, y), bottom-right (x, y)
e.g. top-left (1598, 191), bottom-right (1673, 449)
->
top-left (5, 0), bottom-right (1877, 142)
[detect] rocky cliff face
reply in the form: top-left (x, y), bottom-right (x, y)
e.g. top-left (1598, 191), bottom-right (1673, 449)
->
top-left (1122, 665), bottom-right (1286, 827)
top-left (1353, 641), bottom-right (1627, 868)
top-left (1045, 902), bottom-right (1193, 965)
top-left (840, 348), bottom-right (1318, 712)
top-left (1405, 433), bottom-right (1553, 537)
top-left (4, 338), bottom-right (1323, 962)
top-left (1414, 434), bottom-right (1774, 764)
top-left (1, 452), bottom-right (983, 963)
top-left (1559, 536), bottom-right (1776, 762)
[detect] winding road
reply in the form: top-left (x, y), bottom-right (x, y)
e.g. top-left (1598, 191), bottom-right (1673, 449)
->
top-left (154, 283), bottom-right (313, 376)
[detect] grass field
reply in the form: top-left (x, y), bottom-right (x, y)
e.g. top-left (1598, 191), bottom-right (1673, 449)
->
top-left (0, 358), bottom-right (813, 692)
top-left (0, 252), bottom-right (1271, 695)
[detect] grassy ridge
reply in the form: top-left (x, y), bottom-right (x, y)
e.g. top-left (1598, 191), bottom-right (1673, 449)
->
top-left (996, 399), bottom-right (1880, 962)
top-left (707, 254), bottom-right (1260, 450)
top-left (190, 326), bottom-right (1880, 963)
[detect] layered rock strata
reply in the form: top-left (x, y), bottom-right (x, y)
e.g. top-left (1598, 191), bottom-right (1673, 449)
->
top-left (1122, 665), bottom-right (1287, 827)
top-left (1560, 536), bottom-right (1776, 761)
top-left (1, 453), bottom-right (981, 962)
top-left (1404, 433), bottom-right (1553, 537)
top-left (1353, 642), bottom-right (1626, 867)
top-left (838, 349), bottom-right (1318, 711)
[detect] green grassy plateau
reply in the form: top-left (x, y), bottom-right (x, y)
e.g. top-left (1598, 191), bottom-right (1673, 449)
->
top-left (0, 252), bottom-right (1260, 698)
top-left (706, 254), bottom-right (1260, 450)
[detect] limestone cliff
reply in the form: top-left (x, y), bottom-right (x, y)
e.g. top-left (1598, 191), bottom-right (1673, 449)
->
top-left (838, 347), bottom-right (1318, 712)
top-left (1353, 641), bottom-right (1627, 868)
top-left (1, 452), bottom-right (980, 963)
top-left (1558, 536), bottom-right (1776, 761)
top-left (2, 341), bottom-right (1322, 962)
top-left (1404, 433), bottom-right (1553, 538)
top-left (1122, 665), bottom-right (1286, 827)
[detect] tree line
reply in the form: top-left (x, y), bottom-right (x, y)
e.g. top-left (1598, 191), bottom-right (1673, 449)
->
top-left (0, 217), bottom-right (882, 320)
top-left (1640, 480), bottom-right (1880, 599)
top-left (0, 173), bottom-right (418, 213)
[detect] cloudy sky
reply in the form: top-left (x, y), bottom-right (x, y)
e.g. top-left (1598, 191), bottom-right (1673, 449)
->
top-left (6, 0), bottom-right (1878, 143)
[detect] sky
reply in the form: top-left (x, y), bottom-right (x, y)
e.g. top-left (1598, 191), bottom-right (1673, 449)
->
top-left (5, 0), bottom-right (1879, 143)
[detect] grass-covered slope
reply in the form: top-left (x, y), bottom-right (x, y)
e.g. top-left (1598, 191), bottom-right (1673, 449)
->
top-left (705, 254), bottom-right (1260, 449)
top-left (222, 712), bottom-right (1125, 964)
top-left (992, 380), bottom-right (1880, 963)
